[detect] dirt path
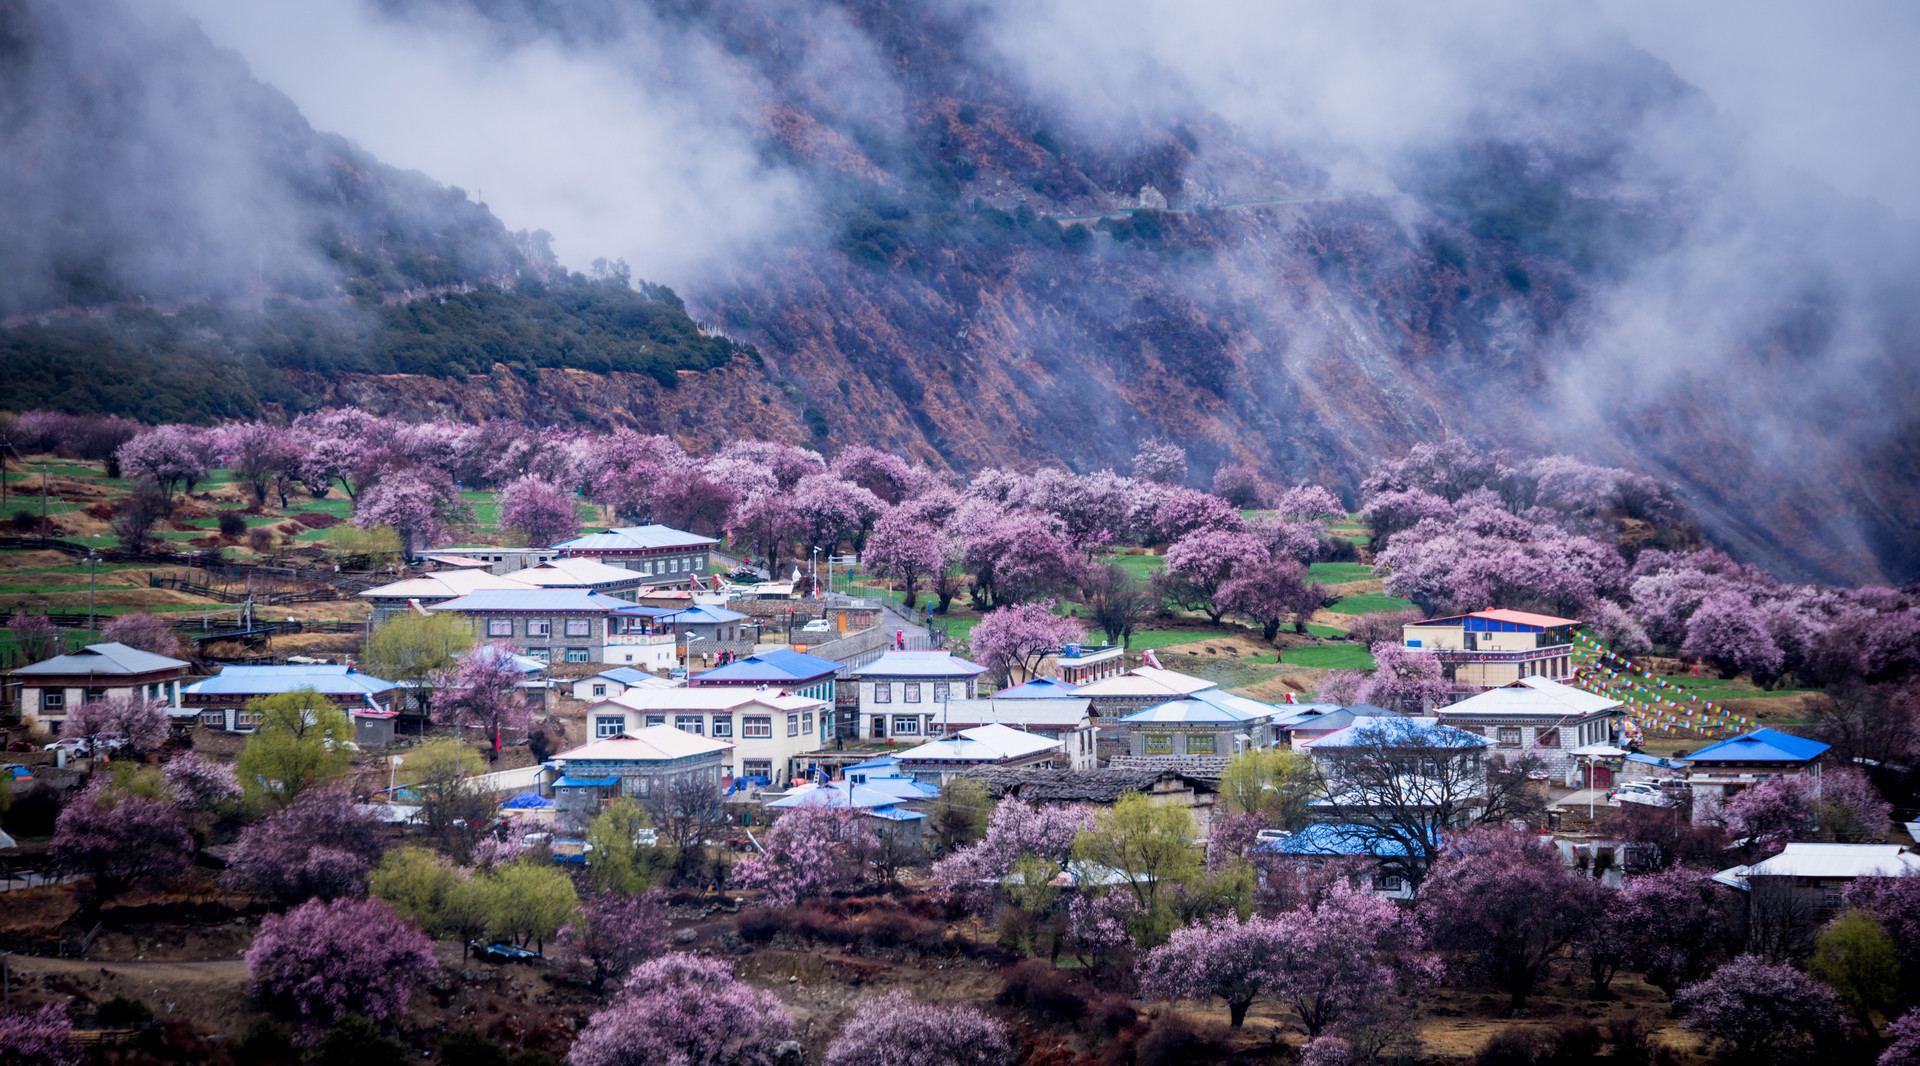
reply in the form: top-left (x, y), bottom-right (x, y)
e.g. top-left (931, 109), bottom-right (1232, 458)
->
top-left (7, 954), bottom-right (256, 1035)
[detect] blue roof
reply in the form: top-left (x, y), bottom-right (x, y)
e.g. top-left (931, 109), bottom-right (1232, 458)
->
top-left (554, 776), bottom-right (621, 788)
top-left (658, 605), bottom-right (750, 624)
top-left (845, 756), bottom-right (901, 773)
top-left (1269, 703), bottom-right (1345, 728)
top-left (849, 651), bottom-right (988, 678)
top-left (597, 667), bottom-right (656, 686)
top-left (183, 665), bottom-right (396, 698)
top-left (1282, 705), bottom-right (1400, 733)
top-left (552, 525), bottom-right (717, 553)
top-left (868, 807), bottom-right (928, 822)
top-left (1121, 697), bottom-right (1267, 724)
top-left (501, 791), bottom-right (555, 809)
top-left (1248, 824), bottom-right (1412, 857)
top-left (995, 678), bottom-right (1082, 698)
top-left (691, 649), bottom-right (838, 684)
top-left (1186, 689), bottom-right (1282, 717)
top-left (430, 589), bottom-right (643, 613)
top-left (1686, 728), bottom-right (1830, 764)
top-left (1302, 716), bottom-right (1487, 749)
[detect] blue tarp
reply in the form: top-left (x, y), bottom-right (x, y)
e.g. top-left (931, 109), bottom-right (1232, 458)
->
top-left (502, 790), bottom-right (555, 809)
top-left (727, 774), bottom-right (772, 794)
top-left (554, 776), bottom-right (620, 788)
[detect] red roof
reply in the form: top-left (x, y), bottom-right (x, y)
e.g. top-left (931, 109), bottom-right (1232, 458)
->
top-left (1421, 609), bottom-right (1581, 629)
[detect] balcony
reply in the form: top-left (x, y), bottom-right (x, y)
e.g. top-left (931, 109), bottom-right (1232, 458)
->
top-left (607, 632), bottom-right (676, 646)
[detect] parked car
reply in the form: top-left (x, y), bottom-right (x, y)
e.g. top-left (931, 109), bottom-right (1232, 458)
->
top-left (800, 618), bottom-right (833, 633)
top-left (470, 942), bottom-right (542, 963)
top-left (1611, 781), bottom-right (1676, 807)
top-left (44, 735), bottom-right (126, 755)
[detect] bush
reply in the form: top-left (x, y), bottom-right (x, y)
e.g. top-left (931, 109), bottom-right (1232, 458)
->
top-left (232, 1020), bottom-right (300, 1066)
top-left (1086, 995), bottom-right (1137, 1036)
top-left (218, 513), bottom-right (247, 536)
top-left (438, 1027), bottom-right (510, 1066)
top-left (1134, 1017), bottom-right (1226, 1066)
top-left (247, 527), bottom-right (275, 553)
top-left (316, 1015), bottom-right (408, 1066)
top-left (996, 959), bottom-right (1085, 1020)
top-left (10, 510), bottom-right (33, 532)
top-left (735, 907), bottom-right (780, 944)
top-left (95, 996), bottom-right (153, 1026)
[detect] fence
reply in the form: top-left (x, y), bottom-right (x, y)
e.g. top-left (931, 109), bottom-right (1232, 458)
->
top-left (147, 574), bottom-right (342, 606)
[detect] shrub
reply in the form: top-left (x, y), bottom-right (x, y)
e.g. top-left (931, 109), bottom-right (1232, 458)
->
top-left (1133, 1017), bottom-right (1226, 1066)
top-left (997, 959), bottom-right (1084, 1020)
top-left (95, 995), bottom-right (153, 1026)
top-left (231, 1019), bottom-right (299, 1066)
top-left (735, 907), bottom-right (780, 944)
top-left (315, 1015), bottom-right (408, 1066)
top-left (438, 1027), bottom-right (510, 1066)
top-left (247, 527), bottom-right (275, 553)
top-left (1086, 994), bottom-right (1138, 1036)
top-left (218, 513), bottom-right (247, 536)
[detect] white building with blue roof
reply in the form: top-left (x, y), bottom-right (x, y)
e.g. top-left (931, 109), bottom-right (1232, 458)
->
top-left (549, 525), bottom-right (717, 586)
top-left (1684, 727), bottom-right (1832, 823)
top-left (849, 650), bottom-right (987, 742)
top-left (181, 664), bottom-right (397, 735)
top-left (1117, 691), bottom-right (1281, 757)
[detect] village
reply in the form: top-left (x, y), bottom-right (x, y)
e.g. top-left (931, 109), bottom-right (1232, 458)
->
top-left (0, 420), bottom-right (1916, 1066)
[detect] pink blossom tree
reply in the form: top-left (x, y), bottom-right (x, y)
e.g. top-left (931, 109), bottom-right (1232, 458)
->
top-left (1211, 463), bottom-right (1266, 508)
top-left (1357, 489), bottom-right (1453, 551)
top-left (246, 896), bottom-right (437, 1025)
top-left (932, 799), bottom-right (1095, 910)
top-left (1673, 954), bottom-right (1847, 1061)
top-left (863, 511), bottom-right (949, 609)
top-left (958, 510), bottom-right (1082, 608)
top-left (831, 446), bottom-right (924, 506)
top-left (1314, 669), bottom-right (1368, 706)
top-left (791, 473), bottom-right (884, 553)
top-left (570, 889), bottom-right (669, 992)
top-left (292, 408), bottom-right (399, 500)
top-left (117, 424), bottom-right (212, 503)
top-left (51, 778), bottom-right (195, 906)
top-left (1616, 867), bottom-right (1729, 997)
top-left (0, 1003), bottom-right (82, 1066)
top-left (219, 422), bottom-right (301, 508)
top-left (1219, 558), bottom-right (1322, 641)
top-left (224, 787), bottom-right (386, 904)
top-left (1815, 765), bottom-right (1893, 843)
top-left (353, 466), bottom-right (465, 557)
top-left (1354, 643), bottom-right (1450, 713)
top-left (1032, 469), bottom-right (1136, 553)
top-left (432, 642), bottom-right (533, 758)
top-left (1162, 529), bottom-right (1266, 623)
top-left (1718, 776), bottom-right (1815, 855)
top-left (725, 489), bottom-right (800, 567)
top-left (1256, 517), bottom-right (1326, 564)
top-left (1130, 439), bottom-right (1187, 484)
top-left (1267, 883), bottom-right (1438, 1038)
top-left (1418, 829), bottom-right (1595, 1009)
top-left (650, 467), bottom-right (739, 536)
top-left (968, 601), bottom-right (1084, 686)
top-left (570, 953), bottom-right (793, 1066)
top-left (1138, 914), bottom-right (1288, 1026)
top-left (61, 694), bottom-right (169, 756)
top-left (733, 806), bottom-right (875, 907)
top-left (499, 476), bottom-right (580, 548)
top-left (1845, 876), bottom-right (1920, 977)
top-left (163, 751), bottom-right (243, 813)
top-left (824, 991), bottom-right (1013, 1066)
top-left (1277, 485), bottom-right (1347, 520)
top-left (5, 611), bottom-right (60, 664)
top-left (1684, 591), bottom-right (1786, 682)
top-left (1067, 890), bottom-right (1139, 975)
top-left (1145, 488), bottom-right (1244, 544)
top-left (1883, 1010), bottom-right (1920, 1066)
top-left (101, 611), bottom-right (183, 658)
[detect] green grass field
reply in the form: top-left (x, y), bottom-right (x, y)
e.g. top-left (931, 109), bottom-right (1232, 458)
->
top-left (1324, 593), bottom-right (1418, 616)
top-left (1307, 562), bottom-right (1375, 584)
top-left (1100, 552), bottom-right (1165, 580)
top-left (1123, 629), bottom-right (1231, 651)
top-left (1304, 623), bottom-right (1347, 638)
top-left (1281, 644), bottom-right (1378, 670)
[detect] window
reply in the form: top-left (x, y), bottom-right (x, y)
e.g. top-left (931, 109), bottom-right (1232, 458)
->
top-left (1372, 873), bottom-right (1406, 892)
top-left (1185, 733), bottom-right (1216, 755)
top-left (199, 710), bottom-right (224, 727)
top-left (1536, 728), bottom-right (1560, 748)
top-left (669, 558), bottom-right (680, 573)
top-left (802, 712), bottom-right (813, 733)
top-left (892, 716), bottom-right (921, 736)
top-left (743, 759), bottom-right (772, 777)
top-left (905, 682), bottom-right (922, 703)
top-left (592, 684), bottom-right (607, 697)
top-left (933, 682), bottom-right (949, 703)
top-left (873, 682), bottom-right (892, 704)
top-left (1498, 726), bottom-right (1523, 747)
top-left (711, 717), bottom-right (733, 737)
top-left (526, 647), bottom-right (551, 662)
top-left (527, 619), bottom-right (552, 637)
top-left (565, 648), bottom-right (590, 663)
top-left (787, 714), bottom-right (799, 737)
top-left (645, 715), bottom-right (666, 727)
top-left (236, 710), bottom-right (263, 729)
top-left (488, 619), bottom-right (513, 637)
top-left (41, 691), bottom-right (63, 709)
top-left (1144, 734), bottom-right (1174, 754)
top-left (744, 716), bottom-right (772, 738)
top-left (565, 618), bottom-right (592, 637)
top-left (676, 715), bottom-right (704, 735)
top-left (596, 716), bottom-right (625, 738)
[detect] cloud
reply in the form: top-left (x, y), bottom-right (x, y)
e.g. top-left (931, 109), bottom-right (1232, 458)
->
top-left (179, 0), bottom-right (816, 284)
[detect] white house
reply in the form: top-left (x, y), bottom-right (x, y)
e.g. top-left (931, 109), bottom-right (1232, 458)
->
top-left (9, 642), bottom-right (193, 736)
top-left (580, 686), bottom-right (830, 782)
top-left (1435, 677), bottom-right (1627, 786)
top-left (848, 651), bottom-right (988, 742)
top-left (569, 667), bottom-right (685, 702)
top-left (937, 697), bottom-right (1098, 770)
top-left (893, 723), bottom-right (1063, 784)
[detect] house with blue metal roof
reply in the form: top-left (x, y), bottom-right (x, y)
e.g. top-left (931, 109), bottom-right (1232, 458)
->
top-left (181, 665), bottom-right (397, 733)
top-left (994, 677), bottom-right (1081, 699)
top-left (1684, 728), bottom-right (1832, 824)
top-left (549, 525), bottom-right (717, 587)
top-left (1117, 693), bottom-right (1277, 757)
top-left (689, 649), bottom-right (838, 703)
top-left (545, 725), bottom-right (732, 831)
top-left (427, 588), bottom-right (676, 667)
top-left (1247, 824), bottom-right (1418, 899)
top-left (849, 651), bottom-right (987, 743)
top-left (569, 666), bottom-right (685, 702)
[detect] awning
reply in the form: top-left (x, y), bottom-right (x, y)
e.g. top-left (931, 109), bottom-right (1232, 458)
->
top-left (554, 776), bottom-right (620, 788)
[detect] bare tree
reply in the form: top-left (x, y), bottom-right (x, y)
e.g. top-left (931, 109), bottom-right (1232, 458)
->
top-left (110, 483), bottom-right (169, 551)
top-left (644, 773), bottom-right (729, 889)
top-left (1313, 718), bottom-right (1491, 886)
top-left (1079, 562), bottom-right (1152, 647)
top-left (1476, 751), bottom-right (1550, 827)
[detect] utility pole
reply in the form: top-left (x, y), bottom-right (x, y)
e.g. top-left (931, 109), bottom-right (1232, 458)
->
top-left (87, 550), bottom-right (98, 638)
top-left (40, 464), bottom-right (48, 536)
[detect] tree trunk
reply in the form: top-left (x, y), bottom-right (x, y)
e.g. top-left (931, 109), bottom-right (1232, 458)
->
top-left (1228, 999), bottom-right (1251, 1027)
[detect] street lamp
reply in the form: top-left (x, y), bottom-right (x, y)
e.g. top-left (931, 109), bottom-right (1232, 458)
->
top-left (810, 547), bottom-right (820, 596)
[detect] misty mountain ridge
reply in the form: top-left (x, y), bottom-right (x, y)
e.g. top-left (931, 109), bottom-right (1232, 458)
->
top-left (1, 0), bottom-right (1916, 590)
